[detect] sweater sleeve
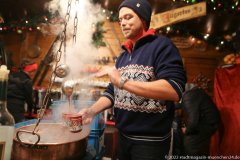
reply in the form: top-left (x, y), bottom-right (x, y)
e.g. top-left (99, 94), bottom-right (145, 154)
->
top-left (102, 83), bottom-right (114, 106)
top-left (154, 36), bottom-right (186, 99)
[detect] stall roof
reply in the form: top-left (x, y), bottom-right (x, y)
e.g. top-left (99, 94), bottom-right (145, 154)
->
top-left (0, 0), bottom-right (239, 51)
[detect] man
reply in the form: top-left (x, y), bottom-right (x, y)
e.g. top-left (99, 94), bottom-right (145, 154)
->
top-left (180, 83), bottom-right (220, 157)
top-left (7, 58), bottom-right (37, 123)
top-left (79, 0), bottom-right (186, 159)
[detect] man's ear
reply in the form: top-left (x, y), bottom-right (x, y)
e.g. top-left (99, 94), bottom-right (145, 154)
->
top-left (141, 19), bottom-right (148, 31)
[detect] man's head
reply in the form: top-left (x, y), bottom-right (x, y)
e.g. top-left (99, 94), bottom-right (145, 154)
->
top-left (118, 0), bottom-right (152, 41)
top-left (118, 0), bottom-right (152, 30)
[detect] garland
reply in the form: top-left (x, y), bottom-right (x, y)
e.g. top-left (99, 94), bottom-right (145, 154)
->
top-left (92, 21), bottom-right (106, 47)
top-left (1, 0), bottom-right (239, 50)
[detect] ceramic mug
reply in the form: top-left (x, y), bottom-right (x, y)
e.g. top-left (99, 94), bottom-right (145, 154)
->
top-left (62, 112), bottom-right (82, 132)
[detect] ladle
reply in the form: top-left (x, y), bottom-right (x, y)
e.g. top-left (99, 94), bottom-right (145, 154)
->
top-left (62, 80), bottom-right (75, 113)
top-left (55, 64), bottom-right (70, 78)
top-left (55, 31), bottom-right (69, 78)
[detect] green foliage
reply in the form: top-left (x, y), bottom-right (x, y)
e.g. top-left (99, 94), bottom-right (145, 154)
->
top-left (92, 21), bottom-right (106, 47)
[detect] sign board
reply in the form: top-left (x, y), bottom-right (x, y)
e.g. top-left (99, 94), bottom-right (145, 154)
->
top-left (150, 2), bottom-right (206, 29)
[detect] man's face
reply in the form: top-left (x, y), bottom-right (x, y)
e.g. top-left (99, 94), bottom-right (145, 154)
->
top-left (119, 7), bottom-right (145, 41)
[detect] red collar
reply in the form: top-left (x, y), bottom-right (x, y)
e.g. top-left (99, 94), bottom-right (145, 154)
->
top-left (123, 28), bottom-right (155, 54)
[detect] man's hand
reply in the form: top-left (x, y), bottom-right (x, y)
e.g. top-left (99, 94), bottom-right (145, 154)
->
top-left (96, 66), bottom-right (121, 88)
top-left (78, 108), bottom-right (96, 125)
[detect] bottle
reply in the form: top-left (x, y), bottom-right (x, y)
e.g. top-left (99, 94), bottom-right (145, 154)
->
top-left (0, 65), bottom-right (15, 160)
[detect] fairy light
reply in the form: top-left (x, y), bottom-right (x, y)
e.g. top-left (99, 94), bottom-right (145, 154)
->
top-left (232, 32), bottom-right (237, 37)
top-left (191, 37), bottom-right (196, 42)
top-left (204, 34), bottom-right (210, 40)
top-left (0, 0), bottom-right (238, 52)
top-left (17, 29), bottom-right (22, 34)
top-left (166, 26), bottom-right (171, 32)
top-left (190, 36), bottom-right (196, 44)
top-left (217, 3), bottom-right (222, 8)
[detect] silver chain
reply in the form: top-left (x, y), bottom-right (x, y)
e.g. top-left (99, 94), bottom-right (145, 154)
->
top-left (73, 0), bottom-right (79, 43)
top-left (33, 0), bottom-right (75, 132)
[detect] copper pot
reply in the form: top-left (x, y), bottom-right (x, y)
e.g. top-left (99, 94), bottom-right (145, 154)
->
top-left (12, 123), bottom-right (90, 160)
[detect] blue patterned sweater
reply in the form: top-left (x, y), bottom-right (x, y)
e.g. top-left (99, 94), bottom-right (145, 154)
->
top-left (103, 29), bottom-right (186, 141)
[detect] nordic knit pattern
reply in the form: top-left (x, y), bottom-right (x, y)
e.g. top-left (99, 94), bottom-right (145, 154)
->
top-left (115, 64), bottom-right (167, 113)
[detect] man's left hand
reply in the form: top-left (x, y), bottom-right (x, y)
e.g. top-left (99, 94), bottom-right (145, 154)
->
top-left (96, 66), bottom-right (121, 88)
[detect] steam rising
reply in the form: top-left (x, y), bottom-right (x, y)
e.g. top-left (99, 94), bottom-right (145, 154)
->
top-left (45, 0), bottom-right (104, 78)
top-left (41, 0), bottom-right (105, 122)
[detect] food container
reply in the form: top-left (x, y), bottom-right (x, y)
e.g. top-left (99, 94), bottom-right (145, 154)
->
top-left (12, 123), bottom-right (90, 160)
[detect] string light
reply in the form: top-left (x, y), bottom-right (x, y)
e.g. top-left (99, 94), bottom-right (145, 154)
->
top-left (0, 14), bottom-right (53, 33)
top-left (191, 37), bottom-right (196, 42)
top-left (166, 26), bottom-right (171, 32)
top-left (204, 34), bottom-right (210, 40)
top-left (0, 0), bottom-right (238, 52)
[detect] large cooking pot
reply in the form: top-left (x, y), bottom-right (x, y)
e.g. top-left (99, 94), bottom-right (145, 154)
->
top-left (12, 123), bottom-right (90, 160)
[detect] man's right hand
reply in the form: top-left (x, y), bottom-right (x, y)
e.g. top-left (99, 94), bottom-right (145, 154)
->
top-left (78, 107), bottom-right (95, 125)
